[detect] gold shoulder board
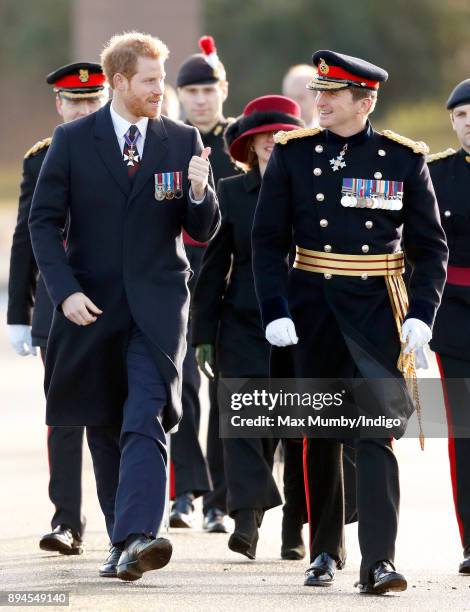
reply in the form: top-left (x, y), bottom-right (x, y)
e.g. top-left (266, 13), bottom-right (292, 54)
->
top-left (274, 127), bottom-right (322, 145)
top-left (24, 137), bottom-right (52, 159)
top-left (426, 148), bottom-right (456, 163)
top-left (381, 129), bottom-right (429, 155)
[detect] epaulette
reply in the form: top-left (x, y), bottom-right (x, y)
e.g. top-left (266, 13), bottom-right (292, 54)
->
top-left (426, 148), bottom-right (456, 163)
top-left (24, 137), bottom-right (52, 159)
top-left (381, 130), bottom-right (429, 155)
top-left (274, 127), bottom-right (322, 145)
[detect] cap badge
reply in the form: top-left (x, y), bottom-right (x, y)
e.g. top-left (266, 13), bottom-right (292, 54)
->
top-left (79, 69), bottom-right (89, 83)
top-left (318, 58), bottom-right (329, 75)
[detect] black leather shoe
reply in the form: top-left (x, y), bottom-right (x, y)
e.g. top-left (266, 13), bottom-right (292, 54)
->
top-left (170, 493), bottom-right (195, 528)
top-left (281, 511), bottom-right (305, 560)
top-left (459, 552), bottom-right (470, 574)
top-left (203, 508), bottom-right (228, 533)
top-left (116, 536), bottom-right (172, 582)
top-left (228, 509), bottom-right (263, 560)
top-left (357, 560), bottom-right (407, 594)
top-left (39, 525), bottom-right (83, 555)
top-left (99, 546), bottom-right (122, 578)
top-left (304, 552), bottom-right (338, 586)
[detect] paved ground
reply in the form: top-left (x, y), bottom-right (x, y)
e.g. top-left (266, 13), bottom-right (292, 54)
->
top-left (1, 191), bottom-right (470, 612)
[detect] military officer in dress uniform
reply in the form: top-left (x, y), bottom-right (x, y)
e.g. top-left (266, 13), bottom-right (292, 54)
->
top-left (171, 35), bottom-right (238, 532)
top-left (7, 62), bottom-right (108, 555)
top-left (427, 78), bottom-right (470, 576)
top-left (252, 50), bottom-right (448, 594)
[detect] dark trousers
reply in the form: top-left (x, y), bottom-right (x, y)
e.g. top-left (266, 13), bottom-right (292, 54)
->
top-left (41, 348), bottom-right (86, 538)
top-left (171, 243), bottom-right (212, 499)
top-left (305, 437), bottom-right (399, 583)
top-left (86, 325), bottom-right (167, 545)
top-left (224, 436), bottom-right (281, 516)
top-left (282, 439), bottom-right (308, 523)
top-left (203, 375), bottom-right (227, 514)
top-left (437, 353), bottom-right (470, 555)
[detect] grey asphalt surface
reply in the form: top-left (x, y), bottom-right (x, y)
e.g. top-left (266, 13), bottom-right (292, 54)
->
top-left (1, 288), bottom-right (470, 611)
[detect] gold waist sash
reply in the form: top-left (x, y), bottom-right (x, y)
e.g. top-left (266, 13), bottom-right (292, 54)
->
top-left (293, 246), bottom-right (424, 449)
top-left (293, 246), bottom-right (405, 276)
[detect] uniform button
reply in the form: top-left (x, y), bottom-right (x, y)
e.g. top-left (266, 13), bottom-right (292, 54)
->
top-left (313, 167), bottom-right (322, 176)
top-left (374, 171), bottom-right (382, 179)
top-left (315, 145), bottom-right (324, 153)
top-left (378, 149), bottom-right (386, 157)
top-left (444, 210), bottom-right (451, 217)
top-left (365, 220), bottom-right (373, 229)
top-left (361, 244), bottom-right (370, 253)
top-left (361, 273), bottom-right (368, 280)
top-left (320, 219), bottom-right (328, 227)
top-left (316, 193), bottom-right (325, 202)
top-left (324, 244), bottom-right (332, 252)
top-left (324, 273), bottom-right (332, 280)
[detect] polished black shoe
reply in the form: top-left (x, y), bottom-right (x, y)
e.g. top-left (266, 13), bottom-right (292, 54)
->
top-left (203, 508), bottom-right (228, 534)
top-left (357, 560), bottom-right (407, 595)
top-left (459, 552), bottom-right (470, 574)
top-left (281, 511), bottom-right (305, 560)
top-left (116, 536), bottom-right (172, 582)
top-left (99, 546), bottom-right (122, 578)
top-left (304, 552), bottom-right (338, 586)
top-left (228, 509), bottom-right (263, 560)
top-left (39, 525), bottom-right (83, 555)
top-left (169, 493), bottom-right (195, 528)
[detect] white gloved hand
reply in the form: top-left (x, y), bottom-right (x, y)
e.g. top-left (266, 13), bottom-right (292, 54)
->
top-left (401, 318), bottom-right (432, 355)
top-left (7, 324), bottom-right (37, 356)
top-left (265, 317), bottom-right (298, 347)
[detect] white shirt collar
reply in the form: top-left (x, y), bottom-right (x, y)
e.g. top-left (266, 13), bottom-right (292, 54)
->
top-left (110, 102), bottom-right (149, 141)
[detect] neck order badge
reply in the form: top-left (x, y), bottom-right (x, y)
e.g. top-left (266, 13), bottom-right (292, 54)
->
top-left (154, 172), bottom-right (183, 201)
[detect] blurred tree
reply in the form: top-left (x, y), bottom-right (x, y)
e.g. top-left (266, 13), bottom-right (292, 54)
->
top-left (0, 0), bottom-right (71, 77)
top-left (205, 0), bottom-right (470, 120)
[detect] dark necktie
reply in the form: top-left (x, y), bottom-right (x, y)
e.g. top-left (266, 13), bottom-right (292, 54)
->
top-left (123, 124), bottom-right (140, 178)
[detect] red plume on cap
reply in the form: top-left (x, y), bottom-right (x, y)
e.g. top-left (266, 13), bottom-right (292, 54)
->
top-left (198, 35), bottom-right (219, 69)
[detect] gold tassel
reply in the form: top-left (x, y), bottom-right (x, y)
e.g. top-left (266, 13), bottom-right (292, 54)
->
top-left (385, 274), bottom-right (425, 450)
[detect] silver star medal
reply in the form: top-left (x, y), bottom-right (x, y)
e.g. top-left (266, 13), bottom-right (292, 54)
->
top-left (329, 143), bottom-right (348, 172)
top-left (124, 146), bottom-right (140, 166)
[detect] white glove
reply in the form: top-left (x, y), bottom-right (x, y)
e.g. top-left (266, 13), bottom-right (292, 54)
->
top-left (413, 346), bottom-right (430, 370)
top-left (7, 324), bottom-right (37, 356)
top-left (265, 317), bottom-right (298, 347)
top-left (401, 318), bottom-right (432, 354)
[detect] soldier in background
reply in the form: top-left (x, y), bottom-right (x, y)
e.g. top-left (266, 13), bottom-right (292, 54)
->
top-left (7, 62), bottom-right (108, 555)
top-left (171, 36), bottom-right (238, 532)
top-left (282, 64), bottom-right (317, 128)
top-left (428, 78), bottom-right (470, 576)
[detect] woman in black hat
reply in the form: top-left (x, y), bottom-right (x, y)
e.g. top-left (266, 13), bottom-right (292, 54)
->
top-left (192, 95), bottom-right (305, 559)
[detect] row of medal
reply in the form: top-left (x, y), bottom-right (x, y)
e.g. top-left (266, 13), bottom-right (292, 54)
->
top-left (340, 178), bottom-right (404, 210)
top-left (154, 171), bottom-right (184, 201)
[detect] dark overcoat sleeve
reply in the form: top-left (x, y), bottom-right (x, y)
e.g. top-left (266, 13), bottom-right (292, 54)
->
top-left (182, 128), bottom-right (220, 242)
top-left (28, 126), bottom-right (83, 309)
top-left (402, 155), bottom-right (448, 327)
top-left (252, 144), bottom-right (293, 328)
top-left (7, 155), bottom-right (40, 324)
top-left (191, 178), bottom-right (234, 345)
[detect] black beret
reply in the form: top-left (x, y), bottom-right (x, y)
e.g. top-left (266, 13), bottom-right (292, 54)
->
top-left (309, 50), bottom-right (388, 91)
top-left (446, 79), bottom-right (470, 110)
top-left (176, 54), bottom-right (224, 88)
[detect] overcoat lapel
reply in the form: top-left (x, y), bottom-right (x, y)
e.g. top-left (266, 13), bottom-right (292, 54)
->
top-left (93, 102), bottom-right (131, 197)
